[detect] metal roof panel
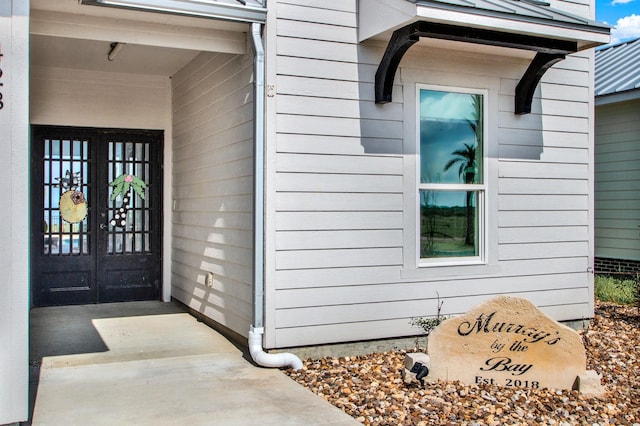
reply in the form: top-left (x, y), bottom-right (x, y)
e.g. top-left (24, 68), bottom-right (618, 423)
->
top-left (595, 37), bottom-right (640, 97)
top-left (413, 0), bottom-right (609, 32)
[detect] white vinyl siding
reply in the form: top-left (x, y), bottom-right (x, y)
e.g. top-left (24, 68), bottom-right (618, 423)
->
top-left (266, 0), bottom-right (595, 348)
top-left (595, 99), bottom-right (640, 261)
top-left (171, 51), bottom-right (255, 338)
top-left (30, 67), bottom-right (168, 129)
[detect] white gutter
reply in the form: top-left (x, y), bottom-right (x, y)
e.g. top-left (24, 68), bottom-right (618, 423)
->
top-left (249, 21), bottom-right (302, 371)
top-left (80, 0), bottom-right (267, 23)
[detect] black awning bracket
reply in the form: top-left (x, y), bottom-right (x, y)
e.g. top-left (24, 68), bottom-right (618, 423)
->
top-left (515, 52), bottom-right (566, 115)
top-left (373, 21), bottom-right (578, 114)
top-left (375, 26), bottom-right (420, 104)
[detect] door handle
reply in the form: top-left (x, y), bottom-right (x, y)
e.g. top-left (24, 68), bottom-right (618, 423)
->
top-left (100, 223), bottom-right (109, 230)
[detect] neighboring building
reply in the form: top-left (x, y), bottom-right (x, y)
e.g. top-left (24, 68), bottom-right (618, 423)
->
top-left (1, 0), bottom-right (608, 423)
top-left (594, 37), bottom-right (640, 273)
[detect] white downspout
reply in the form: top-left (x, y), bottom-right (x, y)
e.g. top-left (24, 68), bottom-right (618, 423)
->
top-left (249, 21), bottom-right (303, 371)
top-left (249, 327), bottom-right (303, 370)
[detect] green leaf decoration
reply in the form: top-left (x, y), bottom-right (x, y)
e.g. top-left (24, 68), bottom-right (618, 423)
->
top-left (109, 174), bottom-right (148, 201)
top-left (132, 175), bottom-right (147, 188)
top-left (133, 187), bottom-right (145, 200)
top-left (109, 174), bottom-right (125, 186)
top-left (111, 181), bottom-right (124, 201)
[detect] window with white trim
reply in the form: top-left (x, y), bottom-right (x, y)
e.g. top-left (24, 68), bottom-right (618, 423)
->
top-left (417, 86), bottom-right (486, 265)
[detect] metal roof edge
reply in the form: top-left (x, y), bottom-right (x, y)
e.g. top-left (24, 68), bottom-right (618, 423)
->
top-left (596, 36), bottom-right (640, 52)
top-left (596, 89), bottom-right (640, 106)
top-left (413, 0), bottom-right (609, 35)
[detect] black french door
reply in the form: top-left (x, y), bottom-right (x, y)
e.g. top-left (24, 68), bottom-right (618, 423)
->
top-left (31, 126), bottom-right (163, 306)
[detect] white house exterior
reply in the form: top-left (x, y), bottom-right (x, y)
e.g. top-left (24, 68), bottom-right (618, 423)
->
top-left (594, 37), bottom-right (640, 273)
top-left (0, 0), bottom-right (608, 423)
top-left (262, 0), bottom-right (608, 348)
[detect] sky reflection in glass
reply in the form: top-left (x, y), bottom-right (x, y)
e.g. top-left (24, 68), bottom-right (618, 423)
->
top-left (420, 89), bottom-right (482, 189)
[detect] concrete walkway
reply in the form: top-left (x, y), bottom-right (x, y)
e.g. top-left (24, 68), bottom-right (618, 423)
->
top-left (29, 301), bottom-right (358, 425)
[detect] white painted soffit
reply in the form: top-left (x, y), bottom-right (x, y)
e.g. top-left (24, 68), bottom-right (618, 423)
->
top-left (30, 9), bottom-right (248, 54)
top-left (359, 0), bottom-right (610, 50)
top-left (80, 0), bottom-right (267, 23)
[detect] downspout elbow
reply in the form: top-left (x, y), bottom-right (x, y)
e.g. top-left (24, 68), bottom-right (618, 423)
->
top-left (249, 327), bottom-right (303, 370)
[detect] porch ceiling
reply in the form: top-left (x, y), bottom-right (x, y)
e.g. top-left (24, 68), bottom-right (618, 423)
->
top-left (30, 34), bottom-right (201, 77)
top-left (30, 0), bottom-right (250, 77)
top-left (30, 0), bottom-right (251, 32)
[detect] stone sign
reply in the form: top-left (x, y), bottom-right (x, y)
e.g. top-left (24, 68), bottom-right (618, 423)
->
top-left (421, 296), bottom-right (597, 391)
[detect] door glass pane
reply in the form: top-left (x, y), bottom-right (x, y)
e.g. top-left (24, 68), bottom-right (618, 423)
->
top-left (107, 140), bottom-right (154, 255)
top-left (108, 234), bottom-right (124, 254)
top-left (43, 137), bottom-right (90, 256)
top-left (135, 143), bottom-right (144, 161)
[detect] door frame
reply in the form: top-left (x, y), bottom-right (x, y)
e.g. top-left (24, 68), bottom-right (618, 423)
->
top-left (30, 125), bottom-right (164, 306)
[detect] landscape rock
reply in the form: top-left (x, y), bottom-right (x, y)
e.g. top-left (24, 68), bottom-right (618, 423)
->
top-left (286, 302), bottom-right (640, 425)
top-left (402, 352), bottom-right (430, 385)
top-left (427, 296), bottom-right (587, 390)
top-left (577, 370), bottom-right (606, 397)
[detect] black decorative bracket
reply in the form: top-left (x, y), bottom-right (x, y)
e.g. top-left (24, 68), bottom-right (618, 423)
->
top-left (374, 21), bottom-right (578, 114)
top-left (514, 52), bottom-right (566, 114)
top-left (375, 25), bottom-right (420, 105)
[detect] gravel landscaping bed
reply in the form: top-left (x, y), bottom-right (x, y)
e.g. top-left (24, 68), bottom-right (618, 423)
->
top-left (286, 302), bottom-right (640, 425)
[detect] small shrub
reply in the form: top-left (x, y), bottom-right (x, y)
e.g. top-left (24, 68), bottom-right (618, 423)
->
top-left (410, 294), bottom-right (448, 350)
top-left (595, 273), bottom-right (640, 312)
top-left (410, 316), bottom-right (447, 336)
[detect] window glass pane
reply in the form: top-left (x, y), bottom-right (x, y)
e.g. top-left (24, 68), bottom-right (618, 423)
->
top-left (114, 234), bottom-right (123, 253)
top-left (420, 190), bottom-right (479, 258)
top-left (135, 233), bottom-right (143, 253)
top-left (135, 143), bottom-right (144, 161)
top-left (420, 90), bottom-right (483, 184)
top-left (62, 140), bottom-right (71, 159)
top-left (125, 233), bottom-right (133, 252)
top-left (135, 210), bottom-right (143, 230)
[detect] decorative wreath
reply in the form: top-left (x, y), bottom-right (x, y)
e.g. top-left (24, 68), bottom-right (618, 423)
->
top-left (109, 174), bottom-right (148, 201)
top-left (108, 174), bottom-right (148, 228)
top-left (56, 170), bottom-right (87, 224)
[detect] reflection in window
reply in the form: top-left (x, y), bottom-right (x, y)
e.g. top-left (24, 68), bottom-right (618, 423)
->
top-left (418, 88), bottom-right (484, 261)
